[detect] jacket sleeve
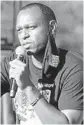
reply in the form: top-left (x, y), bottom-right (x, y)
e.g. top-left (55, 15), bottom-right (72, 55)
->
top-left (58, 63), bottom-right (83, 110)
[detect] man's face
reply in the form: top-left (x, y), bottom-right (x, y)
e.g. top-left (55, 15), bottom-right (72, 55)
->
top-left (16, 7), bottom-right (49, 55)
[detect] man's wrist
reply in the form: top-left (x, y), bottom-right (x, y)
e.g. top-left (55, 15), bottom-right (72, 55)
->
top-left (24, 86), bottom-right (42, 105)
top-left (30, 94), bottom-right (43, 106)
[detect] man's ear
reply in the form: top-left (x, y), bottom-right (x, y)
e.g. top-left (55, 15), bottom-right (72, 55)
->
top-left (49, 20), bottom-right (57, 35)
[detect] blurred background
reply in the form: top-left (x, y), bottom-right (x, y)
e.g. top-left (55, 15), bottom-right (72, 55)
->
top-left (1, 1), bottom-right (83, 124)
top-left (1, 1), bottom-right (83, 62)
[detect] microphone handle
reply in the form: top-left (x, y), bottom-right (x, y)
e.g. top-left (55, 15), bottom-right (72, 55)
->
top-left (10, 55), bottom-right (26, 98)
top-left (10, 79), bottom-right (18, 98)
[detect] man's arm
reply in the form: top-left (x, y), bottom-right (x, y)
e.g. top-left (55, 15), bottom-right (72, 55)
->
top-left (61, 109), bottom-right (83, 124)
top-left (27, 86), bottom-right (83, 124)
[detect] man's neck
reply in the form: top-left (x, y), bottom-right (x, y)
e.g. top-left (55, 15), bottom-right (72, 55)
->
top-left (32, 56), bottom-right (42, 69)
top-left (31, 49), bottom-right (45, 69)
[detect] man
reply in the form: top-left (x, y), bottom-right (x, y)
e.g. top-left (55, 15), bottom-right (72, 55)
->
top-left (1, 3), bottom-right (83, 124)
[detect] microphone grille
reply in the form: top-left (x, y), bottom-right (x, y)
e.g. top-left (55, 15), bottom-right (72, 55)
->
top-left (15, 46), bottom-right (27, 63)
top-left (15, 46), bottom-right (26, 56)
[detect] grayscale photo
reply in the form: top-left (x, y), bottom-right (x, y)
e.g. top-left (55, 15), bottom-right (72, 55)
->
top-left (1, 1), bottom-right (83, 124)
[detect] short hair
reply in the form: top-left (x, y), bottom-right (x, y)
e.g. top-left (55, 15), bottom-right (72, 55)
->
top-left (20, 3), bottom-right (57, 23)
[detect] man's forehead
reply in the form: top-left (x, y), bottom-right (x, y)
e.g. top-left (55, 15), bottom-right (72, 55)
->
top-left (17, 6), bottom-right (44, 19)
top-left (16, 7), bottom-right (47, 27)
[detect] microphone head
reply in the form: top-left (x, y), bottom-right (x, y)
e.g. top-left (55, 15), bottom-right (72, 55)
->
top-left (15, 46), bottom-right (26, 56)
top-left (15, 46), bottom-right (27, 63)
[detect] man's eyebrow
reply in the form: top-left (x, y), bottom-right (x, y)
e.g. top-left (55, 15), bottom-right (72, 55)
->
top-left (16, 26), bottom-right (21, 30)
top-left (16, 23), bottom-right (37, 29)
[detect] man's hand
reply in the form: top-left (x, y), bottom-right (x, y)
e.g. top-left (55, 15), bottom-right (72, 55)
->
top-left (9, 58), bottom-right (31, 90)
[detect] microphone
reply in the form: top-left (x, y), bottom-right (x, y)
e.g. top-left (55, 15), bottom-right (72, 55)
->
top-left (10, 46), bottom-right (26, 98)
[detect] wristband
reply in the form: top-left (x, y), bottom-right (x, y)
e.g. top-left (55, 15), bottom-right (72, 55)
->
top-left (30, 94), bottom-right (42, 106)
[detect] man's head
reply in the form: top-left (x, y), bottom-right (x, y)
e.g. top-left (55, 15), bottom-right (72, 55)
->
top-left (21, 3), bottom-right (57, 23)
top-left (16, 3), bottom-right (57, 55)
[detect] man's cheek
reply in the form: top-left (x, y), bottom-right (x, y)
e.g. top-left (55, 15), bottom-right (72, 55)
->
top-left (18, 36), bottom-right (22, 43)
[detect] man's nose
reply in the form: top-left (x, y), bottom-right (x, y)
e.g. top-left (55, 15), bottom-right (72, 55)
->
top-left (22, 29), bottom-right (30, 40)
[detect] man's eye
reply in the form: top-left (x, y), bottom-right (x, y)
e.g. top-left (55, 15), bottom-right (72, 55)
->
top-left (29, 26), bottom-right (36, 29)
top-left (17, 29), bottom-right (21, 32)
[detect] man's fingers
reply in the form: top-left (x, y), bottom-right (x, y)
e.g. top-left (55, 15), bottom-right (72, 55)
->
top-left (9, 68), bottom-right (17, 79)
top-left (9, 59), bottom-right (26, 67)
top-left (9, 66), bottom-right (24, 79)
